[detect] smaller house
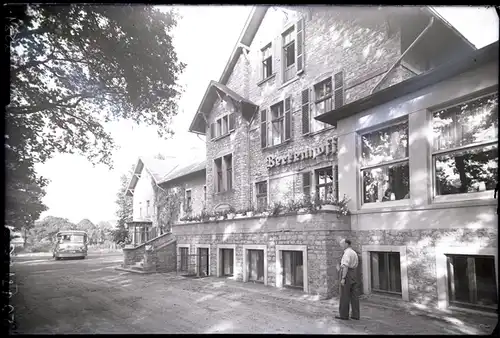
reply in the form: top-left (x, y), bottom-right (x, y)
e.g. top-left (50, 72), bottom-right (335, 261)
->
top-left (125, 156), bottom-right (178, 246)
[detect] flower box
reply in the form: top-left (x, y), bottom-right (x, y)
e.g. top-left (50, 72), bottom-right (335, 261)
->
top-left (227, 213), bottom-right (236, 219)
top-left (235, 213), bottom-right (245, 219)
top-left (209, 217), bottom-right (216, 221)
top-left (297, 208), bottom-right (308, 214)
top-left (322, 204), bottom-right (340, 212)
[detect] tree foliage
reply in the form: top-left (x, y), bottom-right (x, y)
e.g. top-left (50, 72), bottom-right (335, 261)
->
top-left (154, 183), bottom-right (182, 234)
top-left (6, 4), bottom-right (185, 230)
top-left (113, 164), bottom-right (134, 244)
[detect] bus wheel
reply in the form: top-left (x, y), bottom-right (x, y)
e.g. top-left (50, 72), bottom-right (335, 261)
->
top-left (55, 256), bottom-right (60, 261)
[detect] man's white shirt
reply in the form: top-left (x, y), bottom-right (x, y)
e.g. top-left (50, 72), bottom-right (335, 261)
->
top-left (341, 247), bottom-right (358, 269)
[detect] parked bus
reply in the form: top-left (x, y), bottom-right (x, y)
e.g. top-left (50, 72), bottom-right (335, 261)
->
top-left (53, 230), bottom-right (88, 260)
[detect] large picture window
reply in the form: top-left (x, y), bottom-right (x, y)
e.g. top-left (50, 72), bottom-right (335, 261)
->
top-left (361, 121), bottom-right (410, 204)
top-left (432, 93), bottom-right (498, 196)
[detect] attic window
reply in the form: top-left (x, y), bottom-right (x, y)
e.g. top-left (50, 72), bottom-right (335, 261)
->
top-left (211, 113), bottom-right (235, 140)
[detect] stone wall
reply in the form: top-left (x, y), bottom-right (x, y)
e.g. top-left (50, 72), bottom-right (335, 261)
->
top-left (353, 228), bottom-right (498, 307)
top-left (123, 245), bottom-right (145, 267)
top-left (204, 7), bottom-right (412, 213)
top-left (151, 239), bottom-right (177, 273)
top-left (173, 211), bottom-right (351, 297)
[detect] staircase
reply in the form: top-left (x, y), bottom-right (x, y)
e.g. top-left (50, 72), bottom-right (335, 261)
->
top-left (117, 232), bottom-right (177, 274)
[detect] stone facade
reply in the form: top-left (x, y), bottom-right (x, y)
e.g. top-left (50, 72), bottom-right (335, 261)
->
top-left (173, 211), bottom-right (353, 298)
top-left (205, 7), bottom-right (417, 212)
top-left (173, 7), bottom-right (498, 311)
top-left (354, 228), bottom-right (498, 307)
top-left (160, 170), bottom-right (206, 220)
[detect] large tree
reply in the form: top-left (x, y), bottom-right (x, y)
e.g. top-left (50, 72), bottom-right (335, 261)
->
top-left (6, 4), bottom-right (185, 230)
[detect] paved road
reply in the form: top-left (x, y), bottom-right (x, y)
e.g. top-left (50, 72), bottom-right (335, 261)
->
top-left (9, 253), bottom-right (496, 334)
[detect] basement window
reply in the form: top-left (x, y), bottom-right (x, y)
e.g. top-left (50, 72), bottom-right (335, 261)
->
top-left (282, 250), bottom-right (304, 289)
top-left (446, 254), bottom-right (497, 311)
top-left (370, 252), bottom-right (402, 296)
top-left (180, 247), bottom-right (189, 272)
top-left (248, 249), bottom-right (265, 283)
top-left (220, 248), bottom-right (234, 277)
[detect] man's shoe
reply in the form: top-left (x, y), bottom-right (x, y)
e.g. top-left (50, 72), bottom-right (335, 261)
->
top-left (335, 315), bottom-right (349, 320)
top-left (351, 317), bottom-right (360, 320)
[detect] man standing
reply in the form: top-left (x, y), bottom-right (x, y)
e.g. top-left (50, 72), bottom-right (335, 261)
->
top-left (335, 239), bottom-right (360, 320)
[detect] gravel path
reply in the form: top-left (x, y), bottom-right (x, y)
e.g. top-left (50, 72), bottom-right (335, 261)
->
top-left (9, 254), bottom-right (496, 334)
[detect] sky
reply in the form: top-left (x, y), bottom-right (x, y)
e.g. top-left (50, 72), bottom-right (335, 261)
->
top-left (35, 6), bottom-right (498, 225)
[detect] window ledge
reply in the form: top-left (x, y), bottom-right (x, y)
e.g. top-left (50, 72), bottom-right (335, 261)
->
top-left (352, 197), bottom-right (496, 215)
top-left (211, 130), bottom-right (234, 142)
top-left (279, 75), bottom-right (301, 90)
top-left (214, 189), bottom-right (235, 197)
top-left (432, 191), bottom-right (495, 205)
top-left (304, 126), bottom-right (336, 138)
top-left (360, 199), bottom-right (410, 211)
top-left (257, 73), bottom-right (276, 87)
top-left (262, 139), bottom-right (292, 152)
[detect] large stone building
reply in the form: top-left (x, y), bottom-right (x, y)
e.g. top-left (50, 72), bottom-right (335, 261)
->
top-left (127, 6), bottom-right (498, 313)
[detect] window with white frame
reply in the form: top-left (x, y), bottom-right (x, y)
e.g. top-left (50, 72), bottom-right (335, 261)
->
top-left (361, 121), bottom-right (410, 204)
top-left (256, 181), bottom-right (268, 211)
top-left (432, 93), bottom-right (498, 196)
top-left (312, 78), bottom-right (332, 132)
top-left (210, 113), bottom-right (235, 139)
top-left (261, 97), bottom-right (292, 148)
top-left (303, 72), bottom-right (343, 135)
top-left (282, 27), bottom-right (295, 83)
top-left (315, 167), bottom-right (333, 201)
top-left (214, 154), bottom-right (233, 193)
top-left (261, 44), bottom-right (273, 80)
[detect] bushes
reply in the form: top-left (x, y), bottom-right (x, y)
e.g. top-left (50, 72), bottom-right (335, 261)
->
top-left (25, 242), bottom-right (53, 253)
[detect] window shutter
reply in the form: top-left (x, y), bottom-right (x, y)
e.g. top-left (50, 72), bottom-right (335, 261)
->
top-left (301, 89), bottom-right (310, 135)
top-left (258, 48), bottom-right (263, 82)
top-left (302, 171), bottom-right (312, 200)
top-left (296, 17), bottom-right (305, 75)
top-left (273, 36), bottom-right (282, 85)
top-left (210, 122), bottom-right (215, 139)
top-left (284, 96), bottom-right (292, 141)
top-left (260, 109), bottom-right (267, 148)
top-left (334, 71), bottom-right (344, 109)
top-left (228, 113), bottom-right (235, 131)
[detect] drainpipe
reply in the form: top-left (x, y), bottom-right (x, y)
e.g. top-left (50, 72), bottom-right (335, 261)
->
top-left (370, 17), bottom-right (434, 94)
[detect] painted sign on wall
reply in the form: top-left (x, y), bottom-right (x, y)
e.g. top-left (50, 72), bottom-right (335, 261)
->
top-left (266, 138), bottom-right (337, 169)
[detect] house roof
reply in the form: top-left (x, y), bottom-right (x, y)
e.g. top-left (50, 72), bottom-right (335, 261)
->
top-left (189, 81), bottom-right (259, 134)
top-left (125, 157), bottom-right (178, 197)
top-left (158, 158), bottom-right (206, 185)
top-left (188, 6), bottom-right (268, 135)
top-left (316, 41), bottom-right (498, 125)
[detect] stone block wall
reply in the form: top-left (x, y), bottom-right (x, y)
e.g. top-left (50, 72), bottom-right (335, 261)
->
top-left (173, 211), bottom-right (351, 298)
top-left (353, 227), bottom-right (498, 307)
top-left (152, 240), bottom-right (177, 273)
top-left (123, 245), bottom-right (145, 267)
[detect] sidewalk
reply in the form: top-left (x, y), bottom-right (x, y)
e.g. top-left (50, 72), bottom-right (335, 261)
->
top-left (181, 275), bottom-right (497, 335)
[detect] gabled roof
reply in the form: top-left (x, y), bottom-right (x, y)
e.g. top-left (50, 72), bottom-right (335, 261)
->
top-left (189, 80), bottom-right (259, 135)
top-left (125, 157), bottom-right (178, 197)
top-left (189, 6), bottom-right (268, 135)
top-left (159, 158), bottom-right (206, 185)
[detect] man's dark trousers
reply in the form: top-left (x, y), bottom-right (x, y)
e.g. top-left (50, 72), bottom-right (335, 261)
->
top-left (339, 267), bottom-right (360, 319)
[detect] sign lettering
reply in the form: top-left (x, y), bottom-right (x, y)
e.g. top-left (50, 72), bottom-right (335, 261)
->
top-left (266, 138), bottom-right (337, 169)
